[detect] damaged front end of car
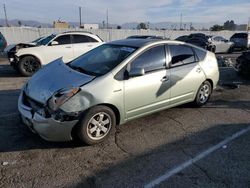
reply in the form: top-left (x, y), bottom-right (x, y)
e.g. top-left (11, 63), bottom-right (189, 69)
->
top-left (18, 59), bottom-right (96, 141)
top-left (18, 88), bottom-right (82, 142)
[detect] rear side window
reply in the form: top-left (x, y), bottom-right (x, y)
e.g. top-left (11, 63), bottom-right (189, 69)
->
top-left (130, 45), bottom-right (166, 73)
top-left (53, 35), bottom-right (71, 45)
top-left (168, 45), bottom-right (196, 67)
top-left (193, 47), bottom-right (207, 61)
top-left (231, 33), bottom-right (247, 39)
top-left (72, 35), bottom-right (98, 43)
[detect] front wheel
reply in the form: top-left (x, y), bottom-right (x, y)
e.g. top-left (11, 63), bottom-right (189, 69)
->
top-left (18, 56), bottom-right (41, 76)
top-left (194, 81), bottom-right (212, 106)
top-left (77, 106), bottom-right (116, 145)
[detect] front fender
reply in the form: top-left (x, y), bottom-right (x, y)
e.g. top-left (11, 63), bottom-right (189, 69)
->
top-left (16, 48), bottom-right (44, 65)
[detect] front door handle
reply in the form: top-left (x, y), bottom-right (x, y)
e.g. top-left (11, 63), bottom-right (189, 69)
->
top-left (161, 76), bottom-right (169, 82)
top-left (65, 46), bottom-right (72, 49)
top-left (196, 68), bottom-right (201, 73)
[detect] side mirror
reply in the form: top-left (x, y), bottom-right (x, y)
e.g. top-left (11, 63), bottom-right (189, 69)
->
top-left (51, 41), bottom-right (59, 46)
top-left (129, 67), bottom-right (145, 77)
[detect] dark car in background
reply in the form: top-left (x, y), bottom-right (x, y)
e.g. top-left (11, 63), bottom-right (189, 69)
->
top-left (175, 33), bottom-right (234, 53)
top-left (127, 35), bottom-right (168, 40)
top-left (175, 35), bottom-right (189, 42)
top-left (175, 33), bottom-right (211, 50)
top-left (0, 32), bottom-right (7, 52)
top-left (185, 37), bottom-right (211, 50)
top-left (230, 33), bottom-right (250, 50)
top-left (235, 51), bottom-right (250, 77)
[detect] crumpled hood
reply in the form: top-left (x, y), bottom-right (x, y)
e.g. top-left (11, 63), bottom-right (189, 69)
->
top-left (24, 59), bottom-right (95, 104)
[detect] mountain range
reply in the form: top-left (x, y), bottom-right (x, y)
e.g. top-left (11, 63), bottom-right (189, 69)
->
top-left (0, 18), bottom-right (219, 30)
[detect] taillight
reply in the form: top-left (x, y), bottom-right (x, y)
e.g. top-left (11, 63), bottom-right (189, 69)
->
top-left (4, 41), bottom-right (7, 48)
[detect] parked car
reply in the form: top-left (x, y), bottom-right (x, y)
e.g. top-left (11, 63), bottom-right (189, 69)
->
top-left (175, 35), bottom-right (189, 42)
top-left (127, 35), bottom-right (167, 39)
top-left (208, 36), bottom-right (234, 53)
top-left (189, 33), bottom-right (209, 40)
top-left (5, 36), bottom-right (46, 62)
top-left (0, 32), bottom-right (7, 52)
top-left (176, 33), bottom-right (212, 51)
top-left (185, 37), bottom-right (210, 50)
top-left (230, 32), bottom-right (250, 50)
top-left (18, 39), bottom-right (219, 145)
top-left (12, 31), bottom-right (103, 76)
top-left (235, 51), bottom-right (250, 76)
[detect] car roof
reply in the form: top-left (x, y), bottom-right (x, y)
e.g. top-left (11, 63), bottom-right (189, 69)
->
top-left (107, 39), bottom-right (168, 48)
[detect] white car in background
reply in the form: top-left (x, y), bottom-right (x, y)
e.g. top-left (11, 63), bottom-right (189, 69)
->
top-left (208, 36), bottom-right (234, 53)
top-left (13, 31), bottom-right (103, 76)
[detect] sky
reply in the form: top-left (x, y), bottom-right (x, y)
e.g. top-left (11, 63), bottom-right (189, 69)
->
top-left (2, 0), bottom-right (250, 24)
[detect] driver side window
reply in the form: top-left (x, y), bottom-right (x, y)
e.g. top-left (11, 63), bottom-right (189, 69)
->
top-left (52, 35), bottom-right (71, 45)
top-left (129, 45), bottom-right (166, 73)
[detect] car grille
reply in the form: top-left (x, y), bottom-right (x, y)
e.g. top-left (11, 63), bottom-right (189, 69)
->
top-left (23, 91), bottom-right (46, 117)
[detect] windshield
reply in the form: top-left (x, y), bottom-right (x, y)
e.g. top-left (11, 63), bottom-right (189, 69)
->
top-left (31, 37), bottom-right (41, 43)
top-left (69, 44), bottom-right (137, 76)
top-left (36, 34), bottom-right (56, 46)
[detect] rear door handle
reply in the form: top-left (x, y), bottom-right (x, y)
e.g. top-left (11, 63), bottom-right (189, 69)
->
top-left (161, 76), bottom-right (169, 82)
top-left (65, 46), bottom-right (72, 49)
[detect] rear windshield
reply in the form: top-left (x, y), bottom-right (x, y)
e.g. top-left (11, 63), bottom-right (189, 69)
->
top-left (231, 33), bottom-right (247, 38)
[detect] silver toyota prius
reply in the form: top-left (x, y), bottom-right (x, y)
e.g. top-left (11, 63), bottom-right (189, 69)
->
top-left (18, 39), bottom-right (219, 145)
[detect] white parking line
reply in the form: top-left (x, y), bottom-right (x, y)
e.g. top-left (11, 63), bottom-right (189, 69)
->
top-left (0, 113), bottom-right (19, 118)
top-left (144, 126), bottom-right (250, 188)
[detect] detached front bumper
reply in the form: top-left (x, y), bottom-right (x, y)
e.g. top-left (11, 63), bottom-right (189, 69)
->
top-left (18, 91), bottom-right (79, 142)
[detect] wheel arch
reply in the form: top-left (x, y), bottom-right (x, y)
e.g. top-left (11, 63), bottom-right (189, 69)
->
top-left (19, 54), bottom-right (42, 66)
top-left (206, 79), bottom-right (213, 90)
top-left (96, 103), bottom-right (121, 126)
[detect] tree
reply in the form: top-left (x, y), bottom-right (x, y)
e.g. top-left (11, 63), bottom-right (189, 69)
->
top-left (223, 20), bottom-right (236, 30)
top-left (117, 25), bottom-right (122, 29)
top-left (137, 22), bottom-right (147, 30)
top-left (210, 24), bottom-right (224, 31)
top-left (18, 20), bottom-right (22, 27)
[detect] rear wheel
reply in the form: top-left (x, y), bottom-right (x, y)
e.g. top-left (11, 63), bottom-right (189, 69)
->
top-left (77, 106), bottom-right (116, 145)
top-left (194, 81), bottom-right (212, 106)
top-left (18, 56), bottom-right (41, 76)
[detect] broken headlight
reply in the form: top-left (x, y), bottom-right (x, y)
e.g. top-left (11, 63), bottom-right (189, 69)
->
top-left (48, 87), bottom-right (80, 111)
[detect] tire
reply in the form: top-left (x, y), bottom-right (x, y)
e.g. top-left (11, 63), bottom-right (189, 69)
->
top-left (212, 46), bottom-right (216, 53)
top-left (77, 105), bottom-right (116, 145)
top-left (227, 46), bottom-right (233, 54)
top-left (194, 81), bottom-right (212, 106)
top-left (18, 56), bottom-right (41, 76)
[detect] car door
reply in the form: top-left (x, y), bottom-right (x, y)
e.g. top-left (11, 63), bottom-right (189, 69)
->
top-left (72, 34), bottom-right (101, 59)
top-left (44, 34), bottom-right (74, 64)
top-left (124, 45), bottom-right (171, 120)
top-left (217, 37), bottom-right (230, 53)
top-left (211, 36), bottom-right (223, 53)
top-left (167, 44), bottom-right (206, 106)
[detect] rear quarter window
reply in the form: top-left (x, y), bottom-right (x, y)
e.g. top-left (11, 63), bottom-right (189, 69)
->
top-left (231, 33), bottom-right (247, 39)
top-left (193, 47), bottom-right (207, 61)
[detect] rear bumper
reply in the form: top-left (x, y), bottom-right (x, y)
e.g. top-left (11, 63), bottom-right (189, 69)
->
top-left (18, 91), bottom-right (78, 142)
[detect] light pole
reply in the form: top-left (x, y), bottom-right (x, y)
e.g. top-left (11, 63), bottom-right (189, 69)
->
top-left (106, 9), bottom-right (109, 29)
top-left (3, 4), bottom-right (9, 27)
top-left (79, 6), bottom-right (82, 28)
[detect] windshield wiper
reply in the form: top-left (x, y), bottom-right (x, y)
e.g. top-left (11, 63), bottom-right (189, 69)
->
top-left (69, 65), bottom-right (99, 76)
